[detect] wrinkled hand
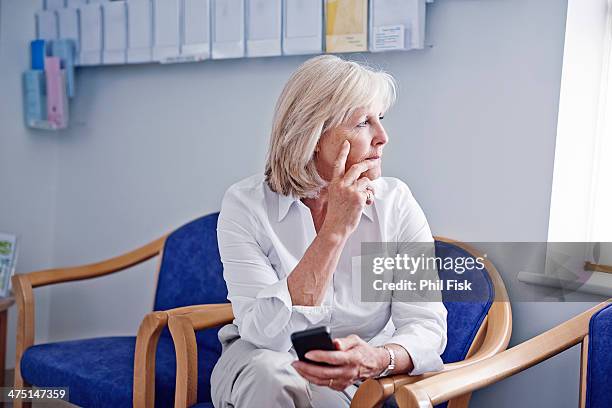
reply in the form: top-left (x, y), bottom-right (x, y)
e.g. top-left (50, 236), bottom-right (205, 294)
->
top-left (291, 334), bottom-right (388, 391)
top-left (321, 140), bottom-right (377, 240)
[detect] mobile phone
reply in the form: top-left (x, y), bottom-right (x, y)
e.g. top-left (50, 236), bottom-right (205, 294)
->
top-left (291, 326), bottom-right (336, 366)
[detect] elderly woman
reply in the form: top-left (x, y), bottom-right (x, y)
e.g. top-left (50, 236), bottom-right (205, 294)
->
top-left (211, 55), bottom-right (447, 407)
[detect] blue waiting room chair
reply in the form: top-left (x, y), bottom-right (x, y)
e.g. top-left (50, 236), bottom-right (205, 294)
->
top-left (394, 300), bottom-right (612, 408)
top-left (166, 238), bottom-right (513, 408)
top-left (13, 212), bottom-right (228, 407)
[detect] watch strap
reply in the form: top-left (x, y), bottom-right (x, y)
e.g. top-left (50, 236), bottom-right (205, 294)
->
top-left (377, 345), bottom-right (396, 378)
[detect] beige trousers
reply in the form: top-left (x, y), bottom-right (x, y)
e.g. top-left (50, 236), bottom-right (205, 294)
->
top-left (210, 324), bottom-right (357, 408)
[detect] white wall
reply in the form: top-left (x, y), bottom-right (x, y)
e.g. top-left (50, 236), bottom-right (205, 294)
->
top-left (1, 0), bottom-right (601, 407)
top-left (0, 0), bottom-right (54, 371)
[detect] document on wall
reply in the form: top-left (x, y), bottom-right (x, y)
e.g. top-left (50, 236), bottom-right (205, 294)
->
top-left (78, 3), bottom-right (103, 65)
top-left (44, 0), bottom-right (66, 11)
top-left (283, 0), bottom-right (323, 55)
top-left (409, 0), bottom-right (427, 49)
top-left (325, 0), bottom-right (368, 53)
top-left (0, 233), bottom-right (18, 298)
top-left (127, 0), bottom-right (153, 63)
top-left (182, 0), bottom-right (211, 61)
top-left (57, 7), bottom-right (80, 63)
top-left (246, 0), bottom-right (281, 57)
top-left (65, 0), bottom-right (88, 7)
top-left (153, 0), bottom-right (181, 62)
top-left (212, 0), bottom-right (245, 59)
top-left (102, 1), bottom-right (127, 64)
top-left (370, 0), bottom-right (426, 51)
top-left (36, 10), bottom-right (58, 41)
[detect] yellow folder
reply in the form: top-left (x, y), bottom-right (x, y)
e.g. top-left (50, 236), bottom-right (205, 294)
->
top-left (325, 0), bottom-right (368, 53)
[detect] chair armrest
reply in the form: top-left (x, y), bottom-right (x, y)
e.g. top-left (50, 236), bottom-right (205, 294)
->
top-left (12, 236), bottom-right (165, 348)
top-left (394, 300), bottom-right (611, 408)
top-left (167, 304), bottom-right (234, 408)
top-left (23, 236), bottom-right (166, 288)
top-left (165, 303), bottom-right (231, 318)
top-left (351, 297), bottom-right (513, 408)
top-left (132, 303), bottom-right (232, 408)
top-left (351, 351), bottom-right (503, 408)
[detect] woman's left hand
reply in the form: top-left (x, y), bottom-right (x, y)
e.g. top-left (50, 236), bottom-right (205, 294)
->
top-left (291, 335), bottom-right (389, 391)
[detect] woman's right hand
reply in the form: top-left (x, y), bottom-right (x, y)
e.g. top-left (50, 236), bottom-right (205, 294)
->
top-left (320, 140), bottom-right (378, 240)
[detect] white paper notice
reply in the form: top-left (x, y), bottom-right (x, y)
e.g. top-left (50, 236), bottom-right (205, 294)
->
top-left (246, 0), bottom-right (281, 57)
top-left (153, 0), bottom-right (181, 62)
top-left (65, 0), bottom-right (87, 7)
top-left (57, 7), bottom-right (80, 63)
top-left (79, 4), bottom-right (102, 65)
top-left (410, 0), bottom-right (427, 49)
top-left (182, 0), bottom-right (211, 61)
top-left (45, 0), bottom-right (65, 10)
top-left (36, 10), bottom-right (58, 41)
top-left (283, 0), bottom-right (322, 55)
top-left (212, 0), bottom-right (245, 59)
top-left (127, 0), bottom-right (153, 63)
top-left (102, 1), bottom-right (128, 64)
top-left (370, 0), bottom-right (426, 51)
top-left (374, 25), bottom-right (405, 51)
top-left (57, 8), bottom-right (79, 44)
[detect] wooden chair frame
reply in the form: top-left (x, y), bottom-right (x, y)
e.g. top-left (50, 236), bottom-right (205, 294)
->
top-left (168, 304), bottom-right (234, 408)
top-left (394, 300), bottom-right (612, 408)
top-left (167, 237), bottom-right (512, 408)
top-left (11, 234), bottom-right (224, 408)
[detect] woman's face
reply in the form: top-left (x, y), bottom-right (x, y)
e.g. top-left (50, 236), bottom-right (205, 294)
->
top-left (316, 105), bottom-right (389, 183)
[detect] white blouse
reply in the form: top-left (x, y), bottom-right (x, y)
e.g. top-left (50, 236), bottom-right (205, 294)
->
top-left (217, 174), bottom-right (447, 375)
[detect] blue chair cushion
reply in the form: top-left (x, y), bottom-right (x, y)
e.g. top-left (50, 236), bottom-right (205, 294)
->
top-left (21, 334), bottom-right (220, 408)
top-left (586, 303), bottom-right (612, 408)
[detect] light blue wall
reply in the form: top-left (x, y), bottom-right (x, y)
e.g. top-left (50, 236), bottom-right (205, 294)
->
top-left (0, 0), bottom-right (55, 370)
top-left (1, 0), bottom-right (599, 406)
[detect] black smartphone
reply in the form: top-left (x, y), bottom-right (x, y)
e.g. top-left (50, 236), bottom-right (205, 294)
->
top-left (291, 326), bottom-right (336, 366)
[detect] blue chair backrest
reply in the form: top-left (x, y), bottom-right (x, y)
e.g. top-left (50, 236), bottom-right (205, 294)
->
top-left (154, 212), bottom-right (229, 347)
top-left (154, 212), bottom-right (228, 312)
top-left (586, 303), bottom-right (612, 408)
top-left (435, 241), bottom-right (495, 364)
top-left (153, 212), bottom-right (229, 405)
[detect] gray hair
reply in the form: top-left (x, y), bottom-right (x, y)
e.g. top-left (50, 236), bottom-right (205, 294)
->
top-left (264, 55), bottom-right (397, 198)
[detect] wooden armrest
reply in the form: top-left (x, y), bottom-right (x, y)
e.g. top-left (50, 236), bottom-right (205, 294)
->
top-left (395, 300), bottom-right (611, 408)
top-left (165, 303), bottom-right (232, 319)
top-left (23, 236), bottom-right (166, 288)
top-left (351, 347), bottom-right (510, 408)
top-left (168, 304), bottom-right (234, 408)
top-left (133, 311), bottom-right (169, 408)
top-left (133, 303), bottom-right (232, 408)
top-left (352, 296), bottom-right (512, 408)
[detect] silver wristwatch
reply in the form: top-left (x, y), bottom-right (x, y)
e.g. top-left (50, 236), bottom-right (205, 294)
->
top-left (377, 345), bottom-right (396, 378)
